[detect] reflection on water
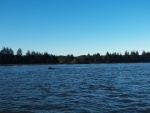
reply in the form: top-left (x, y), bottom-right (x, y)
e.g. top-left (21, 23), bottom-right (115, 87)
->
top-left (0, 64), bottom-right (150, 113)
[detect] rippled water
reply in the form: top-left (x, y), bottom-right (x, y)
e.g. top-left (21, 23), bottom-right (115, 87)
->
top-left (0, 63), bottom-right (150, 113)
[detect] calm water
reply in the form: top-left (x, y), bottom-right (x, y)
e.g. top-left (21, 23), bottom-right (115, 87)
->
top-left (0, 63), bottom-right (150, 113)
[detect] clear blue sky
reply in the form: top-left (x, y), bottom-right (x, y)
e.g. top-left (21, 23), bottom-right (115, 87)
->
top-left (0, 0), bottom-right (150, 56)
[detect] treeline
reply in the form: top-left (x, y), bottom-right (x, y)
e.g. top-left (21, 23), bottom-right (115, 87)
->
top-left (0, 47), bottom-right (59, 64)
top-left (1, 47), bottom-right (150, 64)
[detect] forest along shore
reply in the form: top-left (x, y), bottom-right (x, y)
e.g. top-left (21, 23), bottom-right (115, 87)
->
top-left (0, 47), bottom-right (150, 64)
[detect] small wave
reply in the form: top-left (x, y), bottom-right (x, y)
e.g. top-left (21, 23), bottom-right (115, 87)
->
top-left (120, 99), bottom-right (135, 103)
top-left (0, 110), bottom-right (33, 113)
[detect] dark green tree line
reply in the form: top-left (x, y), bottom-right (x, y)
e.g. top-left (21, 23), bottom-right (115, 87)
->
top-left (1, 47), bottom-right (150, 64)
top-left (0, 47), bottom-right (59, 64)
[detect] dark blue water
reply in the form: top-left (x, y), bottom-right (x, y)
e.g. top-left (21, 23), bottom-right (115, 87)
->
top-left (0, 63), bottom-right (150, 113)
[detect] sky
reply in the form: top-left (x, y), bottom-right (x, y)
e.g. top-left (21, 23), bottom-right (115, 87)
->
top-left (0, 0), bottom-right (150, 56)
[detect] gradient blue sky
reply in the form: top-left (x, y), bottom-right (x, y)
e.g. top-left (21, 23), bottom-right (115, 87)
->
top-left (0, 0), bottom-right (150, 56)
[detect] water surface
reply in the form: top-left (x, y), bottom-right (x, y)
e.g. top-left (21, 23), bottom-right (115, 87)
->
top-left (0, 63), bottom-right (150, 113)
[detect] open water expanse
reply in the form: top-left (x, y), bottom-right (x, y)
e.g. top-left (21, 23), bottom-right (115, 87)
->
top-left (0, 63), bottom-right (150, 113)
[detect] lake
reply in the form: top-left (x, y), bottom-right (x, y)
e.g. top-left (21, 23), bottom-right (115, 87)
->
top-left (0, 63), bottom-right (150, 113)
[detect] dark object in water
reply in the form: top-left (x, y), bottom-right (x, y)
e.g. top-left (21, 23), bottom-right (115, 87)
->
top-left (48, 67), bottom-right (56, 69)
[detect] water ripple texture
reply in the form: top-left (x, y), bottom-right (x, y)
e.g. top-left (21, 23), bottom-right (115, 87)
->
top-left (0, 64), bottom-right (150, 113)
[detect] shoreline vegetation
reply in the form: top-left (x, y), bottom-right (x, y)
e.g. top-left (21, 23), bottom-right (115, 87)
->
top-left (1, 47), bottom-right (150, 65)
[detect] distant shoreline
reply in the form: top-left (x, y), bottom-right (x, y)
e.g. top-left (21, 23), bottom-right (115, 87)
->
top-left (1, 47), bottom-right (150, 64)
top-left (0, 62), bottom-right (150, 66)
top-left (0, 64), bottom-right (57, 66)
